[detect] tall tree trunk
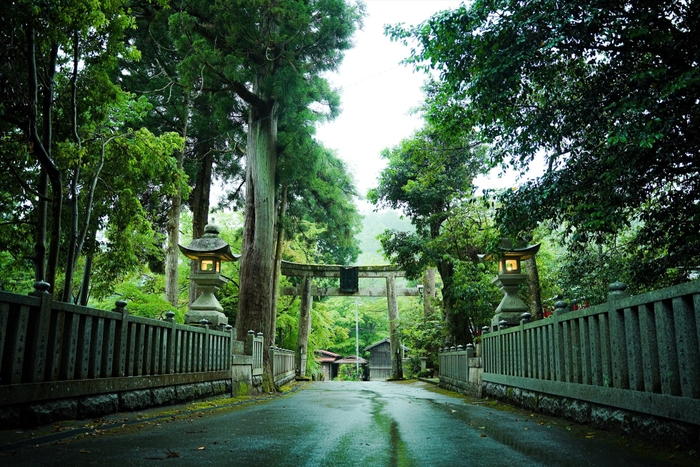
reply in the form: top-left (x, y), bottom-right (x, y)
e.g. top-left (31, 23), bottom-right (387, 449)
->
top-left (296, 276), bottom-right (312, 378)
top-left (72, 138), bottom-right (106, 303)
top-left (165, 98), bottom-right (189, 307)
top-left (526, 257), bottom-right (543, 320)
top-left (78, 251), bottom-right (94, 306)
top-left (63, 167), bottom-right (80, 303)
top-left (236, 95), bottom-right (277, 392)
top-left (188, 150), bottom-right (213, 306)
top-left (34, 170), bottom-right (47, 283)
top-left (423, 267), bottom-right (436, 317)
top-left (386, 275), bottom-right (403, 379)
top-left (270, 184), bottom-right (288, 346)
top-left (62, 32), bottom-right (82, 303)
top-left (27, 26), bottom-right (61, 292)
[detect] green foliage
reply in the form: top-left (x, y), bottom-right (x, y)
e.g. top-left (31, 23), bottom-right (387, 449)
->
top-left (398, 297), bottom-right (445, 370)
top-left (0, 252), bottom-right (34, 293)
top-left (391, 0), bottom-right (700, 290)
top-left (93, 272), bottom-right (179, 321)
top-left (335, 364), bottom-right (363, 382)
top-left (324, 295), bottom-right (390, 357)
top-left (283, 146), bottom-right (362, 266)
top-left (369, 122), bottom-right (495, 344)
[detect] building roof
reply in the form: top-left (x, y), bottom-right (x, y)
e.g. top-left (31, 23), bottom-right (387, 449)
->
top-left (335, 355), bottom-right (368, 365)
top-left (316, 349), bottom-right (341, 363)
top-left (364, 338), bottom-right (409, 352)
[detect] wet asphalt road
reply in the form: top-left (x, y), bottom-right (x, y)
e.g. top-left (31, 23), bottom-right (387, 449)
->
top-left (0, 381), bottom-right (685, 467)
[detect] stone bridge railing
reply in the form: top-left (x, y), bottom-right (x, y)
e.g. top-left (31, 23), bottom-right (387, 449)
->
top-left (439, 344), bottom-right (481, 396)
top-left (0, 283), bottom-right (234, 426)
top-left (271, 346), bottom-right (296, 386)
top-left (481, 280), bottom-right (700, 427)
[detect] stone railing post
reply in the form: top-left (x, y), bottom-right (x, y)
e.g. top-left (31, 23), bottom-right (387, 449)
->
top-left (114, 300), bottom-right (129, 376)
top-left (225, 324), bottom-right (234, 367)
top-left (519, 312), bottom-right (532, 377)
top-left (607, 281), bottom-right (629, 301)
top-left (200, 319), bottom-right (210, 372)
top-left (165, 311), bottom-right (176, 374)
top-left (554, 300), bottom-right (568, 315)
top-left (269, 346), bottom-right (276, 379)
top-left (246, 329), bottom-right (254, 356)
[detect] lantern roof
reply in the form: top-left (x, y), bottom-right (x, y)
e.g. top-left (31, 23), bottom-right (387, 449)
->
top-left (479, 240), bottom-right (541, 262)
top-left (178, 224), bottom-right (239, 262)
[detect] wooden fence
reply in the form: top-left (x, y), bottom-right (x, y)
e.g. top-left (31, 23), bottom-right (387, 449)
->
top-left (482, 280), bottom-right (700, 425)
top-left (0, 283), bottom-right (233, 406)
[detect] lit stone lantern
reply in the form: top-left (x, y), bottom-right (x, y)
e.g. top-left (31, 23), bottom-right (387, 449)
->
top-left (179, 224), bottom-right (239, 327)
top-left (481, 240), bottom-right (540, 330)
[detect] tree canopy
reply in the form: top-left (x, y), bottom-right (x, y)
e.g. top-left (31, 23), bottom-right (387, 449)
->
top-left (368, 124), bottom-right (495, 345)
top-left (390, 0), bottom-right (700, 288)
top-left (0, 0), bottom-right (188, 302)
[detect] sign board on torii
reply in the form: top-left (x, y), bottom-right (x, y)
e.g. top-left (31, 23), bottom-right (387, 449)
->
top-left (280, 261), bottom-right (417, 380)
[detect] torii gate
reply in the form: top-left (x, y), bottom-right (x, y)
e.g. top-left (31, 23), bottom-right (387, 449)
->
top-left (279, 261), bottom-right (419, 380)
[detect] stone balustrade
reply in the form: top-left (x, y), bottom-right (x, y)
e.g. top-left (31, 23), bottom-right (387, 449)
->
top-left (481, 280), bottom-right (700, 426)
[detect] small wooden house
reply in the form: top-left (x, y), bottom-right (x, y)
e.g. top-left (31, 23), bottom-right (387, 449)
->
top-left (364, 338), bottom-right (408, 381)
top-left (315, 350), bottom-right (341, 381)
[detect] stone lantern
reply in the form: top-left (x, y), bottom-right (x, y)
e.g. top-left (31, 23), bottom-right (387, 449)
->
top-left (481, 240), bottom-right (540, 330)
top-left (179, 224), bottom-right (239, 327)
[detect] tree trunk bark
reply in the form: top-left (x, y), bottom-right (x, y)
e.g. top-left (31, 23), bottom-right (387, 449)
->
top-left (34, 170), bottom-right (48, 283)
top-left (296, 276), bottom-right (312, 378)
top-left (270, 185), bottom-right (288, 347)
top-left (386, 275), bottom-right (403, 380)
top-left (62, 32), bottom-right (82, 303)
top-left (188, 150), bottom-right (213, 306)
top-left (423, 267), bottom-right (436, 317)
top-left (27, 27), bottom-right (61, 292)
top-left (165, 98), bottom-right (189, 307)
top-left (78, 251), bottom-right (94, 306)
top-left (526, 256), bottom-right (543, 320)
top-left (236, 94), bottom-right (278, 392)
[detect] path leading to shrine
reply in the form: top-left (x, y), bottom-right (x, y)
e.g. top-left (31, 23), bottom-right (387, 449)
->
top-left (1, 381), bottom-right (685, 467)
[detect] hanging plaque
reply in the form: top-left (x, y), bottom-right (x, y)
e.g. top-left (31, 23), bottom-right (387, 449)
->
top-left (339, 266), bottom-right (359, 293)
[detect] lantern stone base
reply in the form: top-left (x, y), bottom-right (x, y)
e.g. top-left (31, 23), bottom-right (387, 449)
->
top-left (184, 309), bottom-right (229, 327)
top-left (185, 272), bottom-right (229, 327)
top-left (491, 273), bottom-right (529, 331)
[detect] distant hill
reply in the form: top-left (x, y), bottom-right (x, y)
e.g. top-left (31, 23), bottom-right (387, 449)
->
top-left (355, 209), bottom-right (413, 266)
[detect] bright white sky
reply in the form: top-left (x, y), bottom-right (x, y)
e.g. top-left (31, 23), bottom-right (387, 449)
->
top-left (316, 0), bottom-right (530, 212)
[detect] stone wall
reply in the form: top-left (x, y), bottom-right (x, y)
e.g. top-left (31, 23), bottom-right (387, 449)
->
top-left (0, 380), bottom-right (232, 429)
top-left (483, 381), bottom-right (700, 449)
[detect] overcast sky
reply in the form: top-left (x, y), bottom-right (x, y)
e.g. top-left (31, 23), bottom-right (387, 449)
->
top-left (315, 0), bottom-right (542, 213)
top-left (315, 1), bottom-right (464, 209)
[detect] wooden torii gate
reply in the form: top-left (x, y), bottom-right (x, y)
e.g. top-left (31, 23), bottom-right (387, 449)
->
top-left (279, 261), bottom-right (418, 380)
